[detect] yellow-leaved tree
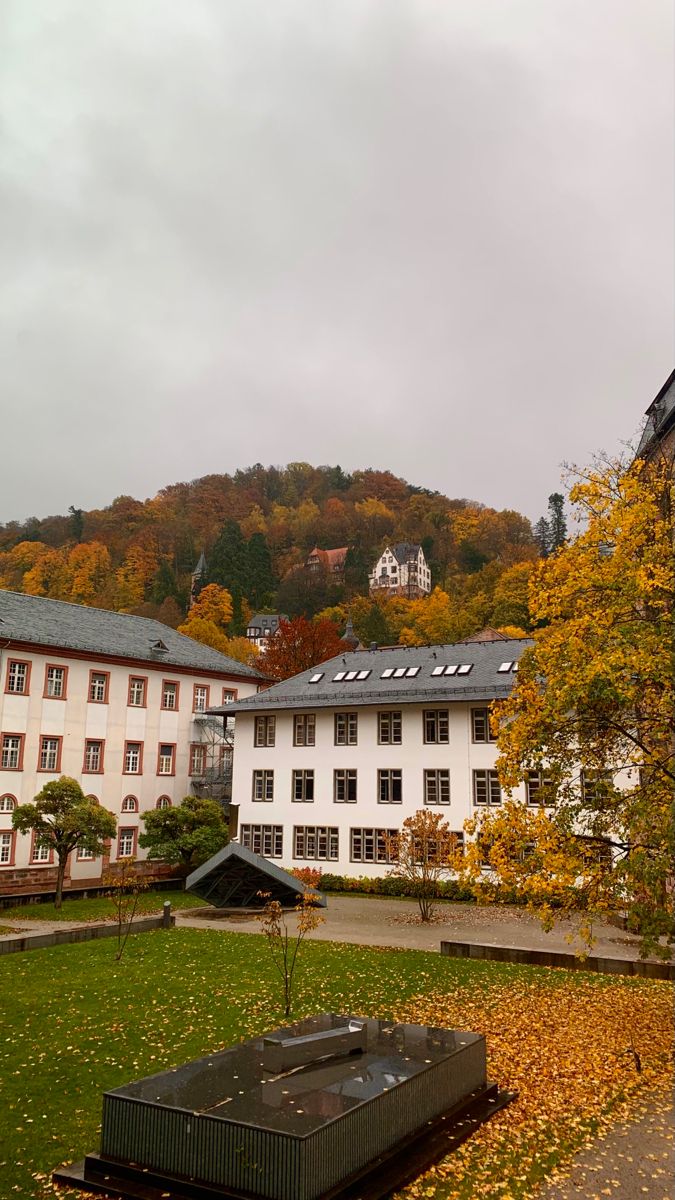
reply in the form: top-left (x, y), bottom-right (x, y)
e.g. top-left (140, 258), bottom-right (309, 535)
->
top-left (461, 456), bottom-right (674, 958)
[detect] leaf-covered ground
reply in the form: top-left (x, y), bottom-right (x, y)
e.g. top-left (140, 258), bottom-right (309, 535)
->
top-left (0, 928), bottom-right (670, 1200)
top-left (0, 889), bottom-right (206, 923)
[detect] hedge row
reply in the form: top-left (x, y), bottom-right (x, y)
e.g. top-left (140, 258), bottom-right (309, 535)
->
top-left (290, 868), bottom-right (476, 901)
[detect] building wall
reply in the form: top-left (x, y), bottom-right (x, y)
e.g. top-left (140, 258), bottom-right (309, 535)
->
top-left (232, 703), bottom-right (518, 876)
top-left (368, 547), bottom-right (431, 598)
top-left (0, 648), bottom-right (258, 889)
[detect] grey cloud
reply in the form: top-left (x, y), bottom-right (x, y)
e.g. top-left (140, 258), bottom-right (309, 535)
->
top-left (0, 0), bottom-right (672, 523)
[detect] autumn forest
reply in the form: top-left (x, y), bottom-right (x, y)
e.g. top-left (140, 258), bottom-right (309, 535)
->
top-left (0, 463), bottom-right (561, 657)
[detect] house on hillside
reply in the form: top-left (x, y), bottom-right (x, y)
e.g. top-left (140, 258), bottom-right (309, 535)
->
top-left (208, 639), bottom-right (538, 876)
top-left (306, 546), bottom-right (349, 582)
top-left (637, 368), bottom-right (675, 463)
top-left (368, 543), bottom-right (431, 599)
top-left (0, 591), bottom-right (264, 896)
top-left (246, 613), bottom-right (289, 650)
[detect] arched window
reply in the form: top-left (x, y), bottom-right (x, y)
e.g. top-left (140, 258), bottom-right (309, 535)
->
top-left (121, 795), bottom-right (138, 813)
top-left (0, 794), bottom-right (16, 813)
top-left (156, 795), bottom-right (172, 809)
top-left (86, 795), bottom-right (99, 805)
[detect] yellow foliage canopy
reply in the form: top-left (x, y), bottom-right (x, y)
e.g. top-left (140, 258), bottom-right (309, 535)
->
top-left (461, 457), bottom-right (674, 958)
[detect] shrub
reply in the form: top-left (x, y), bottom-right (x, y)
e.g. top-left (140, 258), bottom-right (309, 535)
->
top-left (290, 867), bottom-right (323, 890)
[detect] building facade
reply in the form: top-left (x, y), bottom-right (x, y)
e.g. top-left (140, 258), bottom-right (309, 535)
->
top-left (306, 546), bottom-right (349, 582)
top-left (368, 544), bottom-right (431, 599)
top-left (0, 591), bottom-right (263, 894)
top-left (245, 613), bottom-right (289, 650)
top-left (211, 640), bottom-right (536, 877)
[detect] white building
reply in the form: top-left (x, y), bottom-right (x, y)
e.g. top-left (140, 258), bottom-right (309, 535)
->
top-left (0, 591), bottom-right (263, 895)
top-left (245, 613), bottom-right (289, 650)
top-left (368, 543), bottom-right (431, 599)
top-left (210, 639), bottom-right (538, 877)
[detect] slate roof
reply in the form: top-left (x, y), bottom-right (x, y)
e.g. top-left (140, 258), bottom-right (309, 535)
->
top-left (209, 637), bottom-right (532, 714)
top-left (0, 590), bottom-right (263, 678)
top-left (247, 613), bottom-right (288, 632)
top-left (186, 842), bottom-right (326, 908)
top-left (391, 542), bottom-right (423, 563)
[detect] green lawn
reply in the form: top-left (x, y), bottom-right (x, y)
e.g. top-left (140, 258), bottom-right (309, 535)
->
top-left (0, 929), bottom-right (670, 1200)
top-left (0, 888), bottom-right (207, 923)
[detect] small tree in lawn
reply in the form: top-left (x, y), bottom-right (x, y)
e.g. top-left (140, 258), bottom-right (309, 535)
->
top-left (388, 810), bottom-right (462, 923)
top-left (139, 795), bottom-right (229, 872)
top-left (104, 857), bottom-right (149, 961)
top-left (12, 777), bottom-right (116, 910)
top-left (258, 893), bottom-right (324, 1018)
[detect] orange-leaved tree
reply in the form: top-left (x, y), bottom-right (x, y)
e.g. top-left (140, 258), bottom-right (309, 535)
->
top-left (388, 810), bottom-right (464, 922)
top-left (258, 616), bottom-right (344, 681)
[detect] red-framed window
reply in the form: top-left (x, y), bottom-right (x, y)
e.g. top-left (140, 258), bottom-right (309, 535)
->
top-left (0, 830), bottom-right (16, 866)
top-left (157, 743), bottom-right (176, 776)
top-left (5, 659), bottom-right (31, 695)
top-left (128, 675), bottom-right (148, 707)
top-left (0, 793), bottom-right (17, 813)
top-left (222, 687), bottom-right (238, 704)
top-left (0, 733), bottom-right (25, 771)
top-left (189, 743), bottom-right (207, 776)
top-left (88, 670), bottom-right (110, 704)
top-left (117, 827), bottom-right (137, 859)
top-left (161, 680), bottom-right (180, 711)
top-left (30, 831), bottom-right (54, 864)
top-left (123, 741), bottom-right (144, 774)
top-left (121, 795), bottom-right (138, 813)
top-left (43, 664), bottom-right (68, 700)
top-left (193, 684), bottom-right (210, 713)
top-left (156, 795), bottom-right (172, 809)
top-left (38, 735), bottom-right (62, 773)
top-left (83, 739), bottom-right (105, 773)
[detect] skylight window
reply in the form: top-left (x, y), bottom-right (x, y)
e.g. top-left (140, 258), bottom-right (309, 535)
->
top-left (513, 662), bottom-right (519, 671)
top-left (457, 664), bottom-right (473, 675)
top-left (344, 670), bottom-right (358, 681)
top-left (498, 662), bottom-right (514, 673)
top-left (333, 672), bottom-right (347, 681)
top-left (405, 666), bottom-right (420, 677)
top-left (309, 673), bottom-right (324, 684)
top-left (431, 665), bottom-right (445, 677)
top-left (444, 665), bottom-right (458, 676)
top-left (393, 667), bottom-right (407, 678)
top-left (381, 668), bottom-right (395, 678)
top-left (356, 670), bottom-right (371, 681)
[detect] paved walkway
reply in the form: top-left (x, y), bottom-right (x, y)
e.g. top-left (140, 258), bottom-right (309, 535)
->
top-left (535, 1094), bottom-right (674, 1200)
top-left (173, 894), bottom-right (672, 962)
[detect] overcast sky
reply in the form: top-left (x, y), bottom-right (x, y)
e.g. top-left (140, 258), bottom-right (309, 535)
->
top-left (1, 0), bottom-right (672, 526)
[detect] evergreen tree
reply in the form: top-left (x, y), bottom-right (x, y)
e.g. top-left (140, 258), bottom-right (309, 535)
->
top-left (68, 506), bottom-right (84, 542)
top-left (547, 493), bottom-right (567, 550)
top-left (207, 520), bottom-right (249, 595)
top-left (357, 602), bottom-right (391, 648)
top-left (151, 558), bottom-right (180, 605)
top-left (534, 517), bottom-right (551, 557)
top-left (246, 532), bottom-right (276, 609)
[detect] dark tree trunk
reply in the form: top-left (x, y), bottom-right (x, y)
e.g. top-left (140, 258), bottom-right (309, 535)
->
top-left (54, 854), bottom-right (67, 910)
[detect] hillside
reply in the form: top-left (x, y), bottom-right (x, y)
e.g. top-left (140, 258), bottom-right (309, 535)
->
top-left (0, 463), bottom-right (540, 646)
